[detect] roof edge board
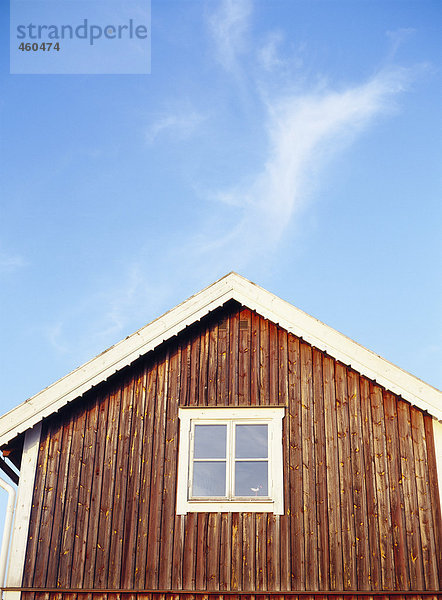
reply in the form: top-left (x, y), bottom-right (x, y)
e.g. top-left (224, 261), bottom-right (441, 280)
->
top-left (0, 272), bottom-right (440, 447)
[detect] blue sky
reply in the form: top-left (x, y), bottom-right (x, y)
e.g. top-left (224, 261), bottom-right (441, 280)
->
top-left (0, 0), bottom-right (440, 472)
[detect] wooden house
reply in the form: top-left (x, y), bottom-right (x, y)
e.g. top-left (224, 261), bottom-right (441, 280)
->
top-left (0, 273), bottom-right (441, 600)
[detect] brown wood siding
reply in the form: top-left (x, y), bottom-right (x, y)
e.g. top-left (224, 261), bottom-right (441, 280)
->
top-left (23, 303), bottom-right (442, 592)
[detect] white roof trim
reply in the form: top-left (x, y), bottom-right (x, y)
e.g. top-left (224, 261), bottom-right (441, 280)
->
top-left (0, 272), bottom-right (440, 447)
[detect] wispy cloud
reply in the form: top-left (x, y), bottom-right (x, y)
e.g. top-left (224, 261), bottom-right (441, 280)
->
top-left (0, 249), bottom-right (27, 273)
top-left (208, 0), bottom-right (252, 75)
top-left (145, 110), bottom-right (207, 144)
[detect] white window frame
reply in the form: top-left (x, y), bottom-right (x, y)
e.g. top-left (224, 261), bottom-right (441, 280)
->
top-left (176, 407), bottom-right (284, 514)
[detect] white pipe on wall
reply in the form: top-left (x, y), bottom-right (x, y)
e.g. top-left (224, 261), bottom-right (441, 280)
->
top-left (0, 478), bottom-right (16, 590)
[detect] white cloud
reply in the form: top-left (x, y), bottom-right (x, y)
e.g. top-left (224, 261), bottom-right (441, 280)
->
top-left (208, 0), bottom-right (253, 74)
top-left (145, 110), bottom-right (206, 144)
top-left (192, 67), bottom-right (411, 270)
top-left (0, 249), bottom-right (27, 273)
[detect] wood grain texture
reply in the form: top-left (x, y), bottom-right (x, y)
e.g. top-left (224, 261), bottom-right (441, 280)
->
top-left (22, 305), bottom-right (441, 593)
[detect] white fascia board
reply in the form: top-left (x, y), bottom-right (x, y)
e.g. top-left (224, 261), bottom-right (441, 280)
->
top-left (0, 272), bottom-right (440, 447)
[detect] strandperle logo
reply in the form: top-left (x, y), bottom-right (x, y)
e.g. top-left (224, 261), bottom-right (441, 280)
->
top-left (16, 18), bottom-right (149, 46)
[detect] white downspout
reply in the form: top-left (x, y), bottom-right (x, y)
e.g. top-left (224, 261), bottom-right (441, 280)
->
top-left (0, 479), bottom-right (16, 590)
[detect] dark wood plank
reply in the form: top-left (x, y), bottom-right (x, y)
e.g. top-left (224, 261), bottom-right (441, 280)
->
top-left (121, 367), bottom-right (147, 587)
top-left (198, 326), bottom-right (210, 407)
top-left (259, 318), bottom-right (270, 406)
top-left (182, 512), bottom-right (197, 590)
top-left (146, 353), bottom-right (169, 588)
top-left (22, 422), bottom-right (50, 586)
top-left (219, 512), bottom-right (232, 591)
top-left (231, 512), bottom-right (242, 590)
top-left (46, 416), bottom-right (74, 586)
top-left (189, 332), bottom-right (200, 407)
top-left (255, 512), bottom-right (267, 591)
top-left (159, 348), bottom-right (181, 589)
top-left (347, 371), bottom-right (370, 590)
top-left (323, 355), bottom-right (343, 590)
top-left (397, 399), bottom-right (424, 589)
top-left (335, 362), bottom-right (356, 590)
top-left (268, 322), bottom-right (278, 405)
top-left (266, 514), bottom-right (280, 591)
top-left (312, 349), bottom-right (329, 590)
top-left (410, 406), bottom-right (438, 589)
top-left (195, 512), bottom-right (208, 589)
top-left (300, 343), bottom-right (318, 590)
top-left (94, 384), bottom-right (122, 587)
top-left (288, 334), bottom-right (304, 590)
top-left (383, 391), bottom-right (409, 589)
top-left (229, 311), bottom-right (239, 406)
top-left (217, 311), bottom-right (230, 406)
top-left (370, 383), bottom-right (394, 590)
top-left (242, 513), bottom-right (255, 591)
top-left (207, 512), bottom-right (221, 590)
top-left (172, 515), bottom-right (185, 590)
top-left (423, 414), bottom-right (442, 588)
top-left (208, 322), bottom-right (218, 406)
top-left (108, 376), bottom-right (135, 588)
top-left (238, 308), bottom-right (251, 406)
top-left (250, 312), bottom-right (260, 406)
top-left (83, 392), bottom-right (110, 588)
top-left (57, 404), bottom-right (88, 586)
top-left (359, 377), bottom-right (381, 591)
top-left (134, 362), bottom-right (158, 588)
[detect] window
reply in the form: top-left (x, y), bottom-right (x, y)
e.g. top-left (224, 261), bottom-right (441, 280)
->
top-left (176, 407), bottom-right (284, 514)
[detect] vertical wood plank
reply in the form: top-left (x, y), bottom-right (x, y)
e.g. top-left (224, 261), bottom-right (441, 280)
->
top-left (198, 327), bottom-right (210, 407)
top-left (195, 512), bottom-right (208, 589)
top-left (206, 513), bottom-right (221, 590)
top-left (323, 355), bottom-right (343, 590)
top-left (312, 349), bottom-right (329, 591)
top-left (207, 322), bottom-right (218, 406)
top-left (238, 308), bottom-right (251, 406)
top-left (121, 367), bottom-right (147, 588)
top-left (231, 512), bottom-right (242, 590)
top-left (134, 363), bottom-right (158, 588)
top-left (182, 513), bottom-right (197, 590)
top-left (423, 414), bottom-right (442, 588)
top-left (146, 353), bottom-right (169, 588)
top-left (217, 311), bottom-right (230, 406)
top-left (255, 513), bottom-right (267, 591)
top-left (259, 318), bottom-right (270, 406)
top-left (94, 384), bottom-right (122, 587)
top-left (266, 514), bottom-right (280, 591)
top-left (22, 423), bottom-right (50, 586)
top-left (279, 327), bottom-right (290, 591)
top-left (335, 363), bottom-right (356, 590)
top-left (268, 322), bottom-right (278, 405)
top-left (229, 311), bottom-right (239, 406)
top-left (300, 343), bottom-right (318, 590)
top-left (159, 349), bottom-right (181, 589)
top-left (57, 404), bottom-right (88, 586)
top-left (83, 391), bottom-right (110, 588)
top-left (171, 515), bottom-right (185, 590)
top-left (347, 371), bottom-right (370, 590)
top-left (370, 383), bottom-right (394, 590)
top-left (189, 333), bottom-right (200, 407)
top-left (250, 312), bottom-right (260, 406)
top-left (397, 399), bottom-right (424, 589)
top-left (219, 512), bottom-right (232, 591)
top-left (410, 406), bottom-right (439, 589)
top-left (383, 391), bottom-right (409, 589)
top-left (360, 377), bottom-right (381, 590)
top-left (242, 512), bottom-right (255, 591)
top-left (108, 377), bottom-right (135, 588)
top-left (288, 335), bottom-right (304, 590)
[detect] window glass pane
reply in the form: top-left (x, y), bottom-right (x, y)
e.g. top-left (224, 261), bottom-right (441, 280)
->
top-left (194, 424), bottom-right (226, 458)
top-left (193, 461), bottom-right (226, 496)
top-left (234, 461), bottom-right (268, 496)
top-left (235, 424), bottom-right (268, 458)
